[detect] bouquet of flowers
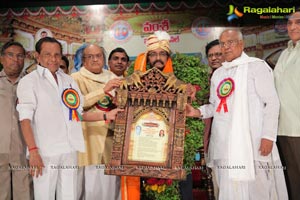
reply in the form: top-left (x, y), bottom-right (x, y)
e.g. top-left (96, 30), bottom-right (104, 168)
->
top-left (142, 178), bottom-right (180, 200)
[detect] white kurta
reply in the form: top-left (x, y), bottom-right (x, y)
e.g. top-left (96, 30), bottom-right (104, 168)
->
top-left (17, 65), bottom-right (85, 199)
top-left (17, 66), bottom-right (85, 156)
top-left (274, 40), bottom-right (300, 137)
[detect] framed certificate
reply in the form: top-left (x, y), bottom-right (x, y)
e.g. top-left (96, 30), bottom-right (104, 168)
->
top-left (105, 67), bottom-right (188, 180)
top-left (126, 108), bottom-right (171, 165)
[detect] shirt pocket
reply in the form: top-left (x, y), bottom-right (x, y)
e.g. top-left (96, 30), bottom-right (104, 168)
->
top-left (0, 87), bottom-right (6, 96)
top-left (0, 88), bottom-right (11, 106)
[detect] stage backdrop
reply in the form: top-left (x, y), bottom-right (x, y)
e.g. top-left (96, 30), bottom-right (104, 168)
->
top-left (0, 1), bottom-right (295, 71)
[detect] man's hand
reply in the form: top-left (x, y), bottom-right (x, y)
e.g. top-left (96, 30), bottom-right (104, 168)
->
top-left (106, 108), bottom-right (124, 121)
top-left (259, 138), bottom-right (273, 156)
top-left (103, 78), bottom-right (123, 93)
top-left (186, 104), bottom-right (201, 118)
top-left (29, 150), bottom-right (45, 178)
top-left (187, 84), bottom-right (197, 101)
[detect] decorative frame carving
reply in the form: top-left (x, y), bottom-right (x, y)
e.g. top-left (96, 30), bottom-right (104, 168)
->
top-left (105, 67), bottom-right (189, 180)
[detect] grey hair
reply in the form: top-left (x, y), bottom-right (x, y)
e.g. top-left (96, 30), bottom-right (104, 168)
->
top-left (82, 43), bottom-right (107, 66)
top-left (219, 28), bottom-right (243, 40)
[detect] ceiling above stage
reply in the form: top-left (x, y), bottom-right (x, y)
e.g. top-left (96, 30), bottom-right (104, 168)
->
top-left (2, 0), bottom-right (163, 8)
top-left (1, 0), bottom-right (299, 9)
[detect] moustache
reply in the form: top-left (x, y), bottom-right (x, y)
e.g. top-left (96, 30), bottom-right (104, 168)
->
top-left (153, 60), bottom-right (164, 65)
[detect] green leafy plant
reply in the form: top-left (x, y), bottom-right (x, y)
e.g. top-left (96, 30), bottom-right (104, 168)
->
top-left (127, 52), bottom-right (210, 199)
top-left (172, 53), bottom-right (210, 172)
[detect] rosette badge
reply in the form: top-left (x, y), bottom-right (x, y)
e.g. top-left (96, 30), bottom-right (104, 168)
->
top-left (216, 78), bottom-right (235, 113)
top-left (95, 93), bottom-right (114, 111)
top-left (62, 88), bottom-right (82, 121)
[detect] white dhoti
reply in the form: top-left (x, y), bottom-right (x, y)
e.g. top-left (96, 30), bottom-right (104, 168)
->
top-left (78, 165), bottom-right (121, 200)
top-left (213, 159), bottom-right (288, 200)
top-left (33, 152), bottom-right (79, 200)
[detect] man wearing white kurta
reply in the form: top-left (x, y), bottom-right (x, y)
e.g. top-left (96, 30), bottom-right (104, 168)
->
top-left (186, 29), bottom-right (288, 200)
top-left (17, 37), bottom-right (121, 200)
top-left (71, 44), bottom-right (122, 200)
top-left (17, 37), bottom-right (86, 200)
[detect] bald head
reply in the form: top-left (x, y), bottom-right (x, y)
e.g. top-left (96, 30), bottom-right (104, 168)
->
top-left (220, 29), bottom-right (243, 40)
top-left (219, 29), bottom-right (244, 62)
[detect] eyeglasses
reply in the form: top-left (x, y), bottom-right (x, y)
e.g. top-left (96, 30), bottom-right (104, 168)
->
top-left (84, 54), bottom-right (103, 60)
top-left (219, 40), bottom-right (240, 48)
top-left (148, 51), bottom-right (168, 58)
top-left (3, 52), bottom-right (25, 60)
top-left (207, 52), bottom-right (223, 58)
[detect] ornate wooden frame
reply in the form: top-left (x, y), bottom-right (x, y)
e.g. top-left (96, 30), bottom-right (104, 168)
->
top-left (105, 67), bottom-right (189, 180)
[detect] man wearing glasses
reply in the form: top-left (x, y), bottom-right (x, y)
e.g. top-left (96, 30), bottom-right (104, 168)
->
top-left (71, 44), bottom-right (122, 200)
top-left (186, 29), bottom-right (288, 199)
top-left (206, 39), bottom-right (225, 75)
top-left (0, 41), bottom-right (32, 200)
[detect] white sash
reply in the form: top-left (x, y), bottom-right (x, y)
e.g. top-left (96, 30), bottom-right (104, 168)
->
top-left (222, 52), bottom-right (261, 181)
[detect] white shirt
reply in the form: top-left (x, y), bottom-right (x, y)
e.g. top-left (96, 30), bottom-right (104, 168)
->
top-left (200, 55), bottom-right (280, 163)
top-left (17, 65), bottom-right (85, 157)
top-left (274, 40), bottom-right (300, 137)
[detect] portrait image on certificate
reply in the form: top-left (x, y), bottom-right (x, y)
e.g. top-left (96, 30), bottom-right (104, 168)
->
top-left (127, 110), bottom-right (169, 164)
